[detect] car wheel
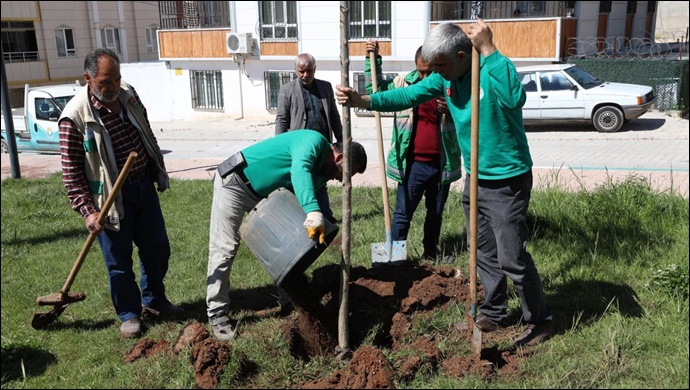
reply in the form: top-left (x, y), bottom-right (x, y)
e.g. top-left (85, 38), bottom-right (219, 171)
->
top-left (1, 138), bottom-right (8, 154)
top-left (593, 106), bottom-right (623, 133)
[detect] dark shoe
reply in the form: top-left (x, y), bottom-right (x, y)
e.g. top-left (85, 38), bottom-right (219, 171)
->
top-left (514, 321), bottom-right (554, 347)
top-left (210, 316), bottom-right (237, 342)
top-left (278, 301), bottom-right (294, 317)
top-left (120, 318), bottom-right (142, 338)
top-left (144, 300), bottom-right (184, 318)
top-left (474, 314), bottom-right (507, 333)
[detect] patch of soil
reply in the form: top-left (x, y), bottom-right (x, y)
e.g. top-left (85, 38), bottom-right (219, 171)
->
top-left (279, 262), bottom-right (528, 388)
top-left (126, 262), bottom-right (529, 388)
top-left (124, 321), bottom-right (252, 389)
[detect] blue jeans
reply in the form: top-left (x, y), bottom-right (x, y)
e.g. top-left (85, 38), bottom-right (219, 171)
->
top-left (461, 170), bottom-right (552, 324)
top-left (392, 160), bottom-right (450, 257)
top-left (97, 176), bottom-right (171, 322)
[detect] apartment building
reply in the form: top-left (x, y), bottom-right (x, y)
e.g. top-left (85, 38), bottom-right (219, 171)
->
top-left (1, 1), bottom-right (160, 106)
top-left (124, 1), bottom-right (658, 121)
top-left (3, 1), bottom-right (667, 122)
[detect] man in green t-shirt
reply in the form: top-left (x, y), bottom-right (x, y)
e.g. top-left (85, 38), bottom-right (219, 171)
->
top-left (206, 130), bottom-right (367, 341)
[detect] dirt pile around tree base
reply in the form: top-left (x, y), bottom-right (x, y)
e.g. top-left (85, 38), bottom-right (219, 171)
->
top-left (123, 262), bottom-right (529, 388)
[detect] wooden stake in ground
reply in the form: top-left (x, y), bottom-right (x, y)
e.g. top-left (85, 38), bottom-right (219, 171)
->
top-left (336, 0), bottom-right (352, 360)
top-left (468, 44), bottom-right (482, 359)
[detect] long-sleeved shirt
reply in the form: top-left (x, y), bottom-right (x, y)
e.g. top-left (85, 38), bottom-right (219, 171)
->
top-left (241, 130), bottom-right (331, 214)
top-left (369, 50), bottom-right (532, 180)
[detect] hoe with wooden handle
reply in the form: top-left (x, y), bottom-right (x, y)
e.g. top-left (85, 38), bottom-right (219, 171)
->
top-left (32, 151), bottom-right (138, 330)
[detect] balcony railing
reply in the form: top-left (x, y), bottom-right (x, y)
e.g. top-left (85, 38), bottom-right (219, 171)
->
top-left (430, 1), bottom-right (573, 21)
top-left (159, 0), bottom-right (230, 29)
top-left (3, 51), bottom-right (39, 63)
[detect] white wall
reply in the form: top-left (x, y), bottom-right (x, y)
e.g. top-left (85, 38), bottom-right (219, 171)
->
top-left (144, 1), bottom-right (420, 122)
top-left (120, 62), bottom-right (188, 122)
top-left (655, 1), bottom-right (690, 42)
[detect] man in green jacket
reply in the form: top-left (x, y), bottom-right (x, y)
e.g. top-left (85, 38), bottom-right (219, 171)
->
top-left (335, 20), bottom-right (553, 348)
top-left (365, 39), bottom-right (461, 262)
top-left (206, 130), bottom-right (367, 341)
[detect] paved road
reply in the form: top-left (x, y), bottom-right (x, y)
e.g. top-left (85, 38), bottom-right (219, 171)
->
top-left (2, 110), bottom-right (688, 197)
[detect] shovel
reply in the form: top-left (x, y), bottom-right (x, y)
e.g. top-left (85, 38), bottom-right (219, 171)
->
top-left (468, 46), bottom-right (483, 358)
top-left (369, 51), bottom-right (407, 266)
top-left (32, 151), bottom-right (138, 330)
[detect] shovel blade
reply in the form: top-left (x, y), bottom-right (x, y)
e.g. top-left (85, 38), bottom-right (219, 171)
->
top-left (371, 240), bottom-right (407, 265)
top-left (469, 317), bottom-right (483, 359)
top-left (472, 323), bottom-right (483, 358)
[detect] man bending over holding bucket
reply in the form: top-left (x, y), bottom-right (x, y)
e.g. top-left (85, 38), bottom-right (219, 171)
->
top-left (206, 130), bottom-right (368, 341)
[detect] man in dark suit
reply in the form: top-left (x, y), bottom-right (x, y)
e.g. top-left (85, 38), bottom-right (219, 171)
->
top-left (275, 53), bottom-right (343, 224)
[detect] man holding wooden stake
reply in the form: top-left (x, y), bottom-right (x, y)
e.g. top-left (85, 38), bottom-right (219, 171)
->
top-left (335, 20), bottom-right (554, 347)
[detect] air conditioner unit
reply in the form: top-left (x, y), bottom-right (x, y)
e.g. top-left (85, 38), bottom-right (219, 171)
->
top-left (226, 32), bottom-right (253, 54)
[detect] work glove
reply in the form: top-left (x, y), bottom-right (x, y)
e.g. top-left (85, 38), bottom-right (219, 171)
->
top-left (303, 211), bottom-right (325, 244)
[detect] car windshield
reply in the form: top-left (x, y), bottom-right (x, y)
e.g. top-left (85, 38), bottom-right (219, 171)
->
top-left (564, 66), bottom-right (602, 89)
top-left (53, 96), bottom-right (73, 111)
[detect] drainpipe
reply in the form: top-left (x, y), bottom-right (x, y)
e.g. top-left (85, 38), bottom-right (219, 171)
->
top-left (118, 1), bottom-right (129, 63)
top-left (92, 1), bottom-right (101, 47)
top-left (229, 2), bottom-right (242, 119)
top-left (235, 55), bottom-right (244, 120)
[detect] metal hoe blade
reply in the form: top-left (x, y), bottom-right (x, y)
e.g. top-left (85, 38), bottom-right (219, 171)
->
top-left (31, 305), bottom-right (67, 330)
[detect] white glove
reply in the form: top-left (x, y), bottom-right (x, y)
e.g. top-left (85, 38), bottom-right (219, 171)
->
top-left (303, 211), bottom-right (325, 244)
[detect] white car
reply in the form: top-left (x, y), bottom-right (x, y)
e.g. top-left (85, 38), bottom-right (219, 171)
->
top-left (516, 63), bottom-right (656, 132)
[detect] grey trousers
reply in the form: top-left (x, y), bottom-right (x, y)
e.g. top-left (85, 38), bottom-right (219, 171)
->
top-left (462, 170), bottom-right (552, 324)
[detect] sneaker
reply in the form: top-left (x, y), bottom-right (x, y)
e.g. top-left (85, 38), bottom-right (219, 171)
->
top-left (120, 318), bottom-right (142, 338)
top-left (210, 316), bottom-right (237, 342)
top-left (514, 321), bottom-right (554, 347)
top-left (474, 314), bottom-right (508, 333)
top-left (144, 300), bottom-right (185, 318)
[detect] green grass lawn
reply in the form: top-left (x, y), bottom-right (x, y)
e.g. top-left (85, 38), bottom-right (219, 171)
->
top-left (1, 172), bottom-right (688, 388)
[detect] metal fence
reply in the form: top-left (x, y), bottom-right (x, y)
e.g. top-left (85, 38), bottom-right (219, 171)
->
top-left (568, 58), bottom-right (689, 112)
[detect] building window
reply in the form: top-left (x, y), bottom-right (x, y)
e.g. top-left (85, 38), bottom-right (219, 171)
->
top-left (158, 0), bottom-right (229, 29)
top-left (514, 1), bottom-right (547, 17)
top-left (264, 70), bottom-right (296, 111)
top-left (430, 1), bottom-right (466, 21)
top-left (190, 70), bottom-right (224, 111)
top-left (349, 1), bottom-right (391, 39)
top-left (100, 27), bottom-right (121, 53)
top-left (1, 21), bottom-right (39, 63)
top-left (199, 1), bottom-right (230, 27)
top-left (260, 1), bottom-right (298, 40)
top-left (626, 1), bottom-right (637, 14)
top-left (599, 1), bottom-right (612, 13)
top-left (55, 28), bottom-right (76, 57)
top-left (145, 26), bottom-right (159, 53)
top-left (352, 72), bottom-right (397, 117)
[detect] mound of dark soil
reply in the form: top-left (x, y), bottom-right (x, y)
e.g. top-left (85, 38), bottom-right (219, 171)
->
top-left (124, 262), bottom-right (528, 388)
